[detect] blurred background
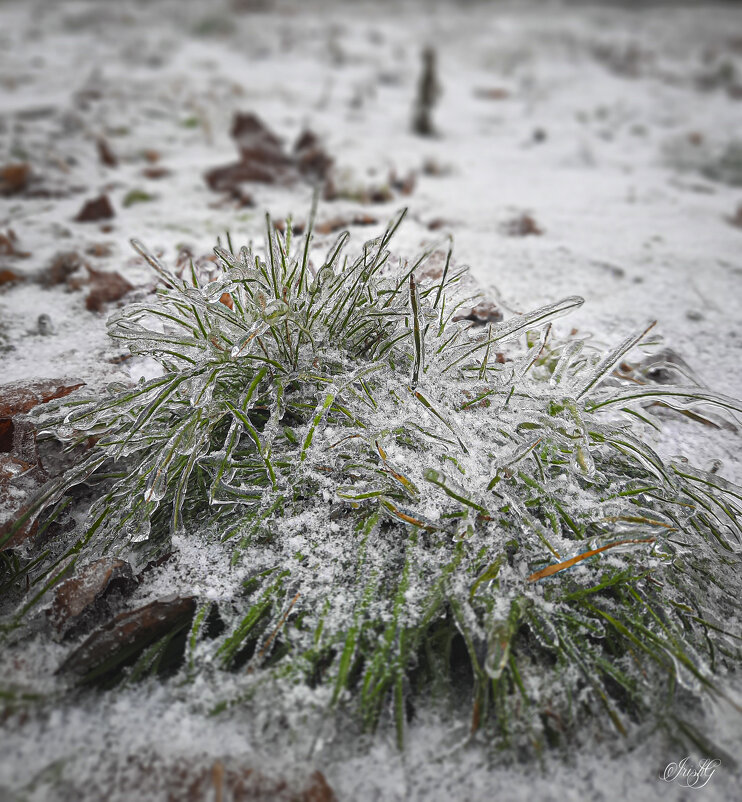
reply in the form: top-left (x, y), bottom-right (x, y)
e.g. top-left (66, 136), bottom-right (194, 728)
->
top-left (1, 0), bottom-right (742, 446)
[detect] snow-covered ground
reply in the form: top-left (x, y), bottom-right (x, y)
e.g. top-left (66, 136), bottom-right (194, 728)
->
top-left (1, 1), bottom-right (741, 799)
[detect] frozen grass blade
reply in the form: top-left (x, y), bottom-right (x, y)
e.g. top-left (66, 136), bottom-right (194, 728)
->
top-left (575, 321), bottom-right (657, 400)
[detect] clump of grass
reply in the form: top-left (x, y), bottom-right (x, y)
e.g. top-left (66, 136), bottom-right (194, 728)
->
top-left (2, 208), bottom-right (742, 755)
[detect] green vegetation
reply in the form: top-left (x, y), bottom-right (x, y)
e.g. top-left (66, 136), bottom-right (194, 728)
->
top-left (2, 208), bottom-right (741, 756)
top-left (122, 189), bottom-right (156, 208)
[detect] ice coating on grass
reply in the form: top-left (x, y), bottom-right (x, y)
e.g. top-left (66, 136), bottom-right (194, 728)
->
top-left (2, 2), bottom-right (742, 797)
top-left (3, 212), bottom-right (742, 788)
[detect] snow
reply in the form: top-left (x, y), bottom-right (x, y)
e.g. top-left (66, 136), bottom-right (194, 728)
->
top-left (1, 0), bottom-right (742, 799)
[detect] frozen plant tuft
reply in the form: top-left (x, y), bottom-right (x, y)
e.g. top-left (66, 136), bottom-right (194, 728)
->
top-left (3, 208), bottom-right (742, 755)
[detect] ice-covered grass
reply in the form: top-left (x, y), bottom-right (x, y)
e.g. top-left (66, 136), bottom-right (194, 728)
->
top-left (3, 210), bottom-right (741, 761)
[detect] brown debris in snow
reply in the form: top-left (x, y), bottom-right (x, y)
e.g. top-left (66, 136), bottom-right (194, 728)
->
top-left (728, 203), bottom-right (742, 228)
top-left (474, 87), bottom-right (510, 100)
top-left (453, 300), bottom-right (503, 325)
top-left (206, 160), bottom-right (278, 192)
top-left (503, 213), bottom-right (543, 237)
top-left (49, 558), bottom-right (138, 640)
top-left (96, 137), bottom-right (118, 168)
top-left (0, 379), bottom-right (84, 550)
top-left (0, 420), bottom-right (36, 469)
top-left (206, 113), bottom-right (411, 208)
top-left (142, 166), bottom-right (171, 180)
top-left (219, 291), bottom-right (234, 310)
top-left (0, 268), bottom-right (23, 287)
top-left (205, 113), bottom-right (332, 199)
top-left (294, 129), bottom-right (334, 182)
top-left (315, 214), bottom-right (378, 235)
top-left (0, 379), bottom-right (85, 418)
top-left (0, 418), bottom-right (12, 451)
top-left (75, 194), bottom-right (115, 222)
top-left (105, 757), bottom-right (337, 802)
top-left (42, 251), bottom-right (87, 287)
top-left (274, 215), bottom-right (379, 236)
top-left (232, 112), bottom-right (286, 161)
top-left (421, 158), bottom-right (451, 177)
top-left (84, 266), bottom-right (134, 312)
top-left (206, 112), bottom-right (293, 192)
top-left (0, 163), bottom-right (31, 195)
top-left (58, 596), bottom-right (197, 679)
top-left (39, 252), bottom-right (134, 306)
top-left (0, 229), bottom-right (31, 258)
top-left (389, 169), bottom-right (416, 196)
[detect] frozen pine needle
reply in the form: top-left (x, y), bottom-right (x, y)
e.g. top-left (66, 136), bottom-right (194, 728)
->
top-left (2, 209), bottom-right (742, 758)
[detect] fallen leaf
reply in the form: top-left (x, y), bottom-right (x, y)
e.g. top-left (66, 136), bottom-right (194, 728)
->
top-left (231, 112), bottom-right (286, 162)
top-left (219, 291), bottom-right (234, 309)
top-left (0, 268), bottom-right (22, 287)
top-left (0, 379), bottom-right (85, 417)
top-left (205, 114), bottom-right (333, 197)
top-left (58, 596), bottom-right (197, 680)
top-left (49, 558), bottom-right (137, 639)
top-left (0, 380), bottom-right (83, 551)
top-left (503, 213), bottom-right (543, 237)
top-left (205, 159), bottom-right (281, 191)
top-left (142, 166), bottom-right (171, 179)
top-left (0, 163), bottom-right (31, 195)
top-left (85, 266), bottom-right (134, 311)
top-left (75, 194), bottom-right (115, 222)
top-left (96, 137), bottom-right (118, 167)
